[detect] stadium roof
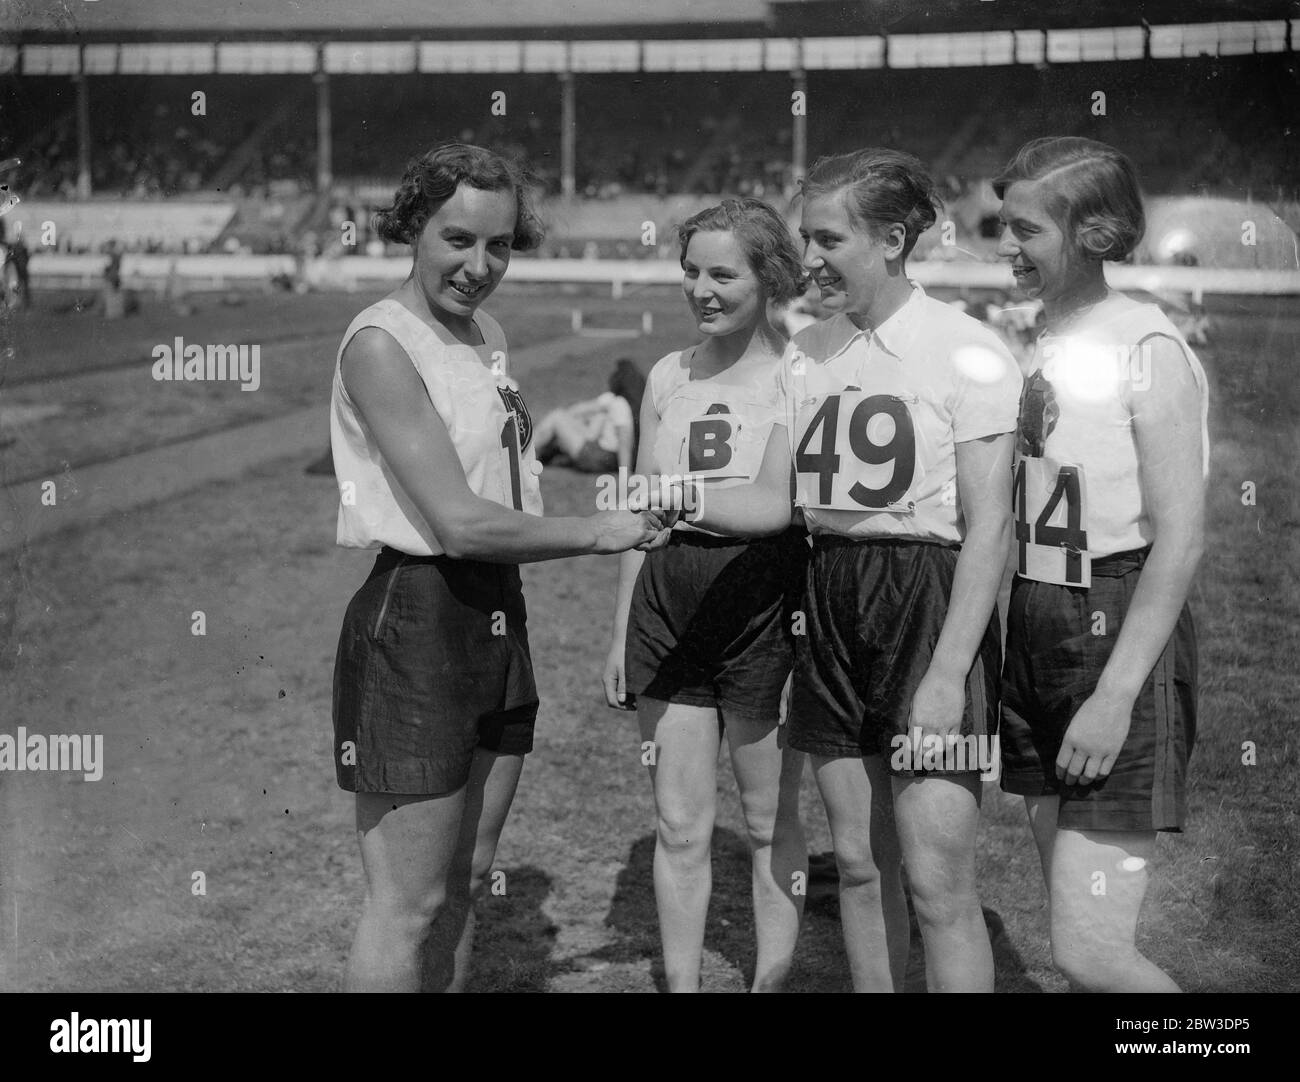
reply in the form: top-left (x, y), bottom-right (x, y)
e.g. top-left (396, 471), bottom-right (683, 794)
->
top-left (3, 0), bottom-right (1297, 41)
top-left (4, 0), bottom-right (765, 39)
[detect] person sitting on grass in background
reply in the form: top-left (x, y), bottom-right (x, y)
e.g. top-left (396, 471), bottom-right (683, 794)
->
top-left (533, 358), bottom-right (644, 473)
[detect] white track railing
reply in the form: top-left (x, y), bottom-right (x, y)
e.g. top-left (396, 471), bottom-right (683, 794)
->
top-left (25, 253), bottom-right (1300, 296)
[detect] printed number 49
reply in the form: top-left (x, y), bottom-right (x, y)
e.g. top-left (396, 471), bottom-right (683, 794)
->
top-left (795, 393), bottom-right (916, 508)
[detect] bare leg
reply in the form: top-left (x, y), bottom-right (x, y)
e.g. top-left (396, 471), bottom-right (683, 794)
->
top-left (812, 755), bottom-right (907, 992)
top-left (533, 408), bottom-right (590, 462)
top-left (893, 774), bottom-right (993, 992)
top-left (638, 696), bottom-right (721, 992)
top-left (345, 789), bottom-right (467, 992)
top-left (1048, 821), bottom-right (1178, 992)
top-left (724, 711), bottom-right (806, 992)
top-left (422, 749), bottom-right (525, 992)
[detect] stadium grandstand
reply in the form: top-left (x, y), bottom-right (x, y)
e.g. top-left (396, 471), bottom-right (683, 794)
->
top-left (0, 0), bottom-right (1296, 278)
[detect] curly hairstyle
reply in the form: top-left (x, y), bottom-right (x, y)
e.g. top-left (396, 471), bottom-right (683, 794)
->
top-left (800, 147), bottom-right (941, 260)
top-left (993, 137), bottom-right (1144, 262)
top-left (677, 197), bottom-right (805, 305)
top-left (372, 142), bottom-right (545, 251)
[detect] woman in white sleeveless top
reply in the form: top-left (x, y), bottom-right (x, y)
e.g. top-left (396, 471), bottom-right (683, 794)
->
top-left (602, 199), bottom-right (809, 992)
top-left (995, 137), bottom-right (1209, 991)
top-left (329, 143), bottom-right (664, 992)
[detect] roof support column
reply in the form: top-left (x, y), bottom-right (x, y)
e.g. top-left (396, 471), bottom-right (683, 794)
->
top-left (74, 50), bottom-right (92, 199)
top-left (559, 65), bottom-right (576, 199)
top-left (314, 49), bottom-right (332, 193)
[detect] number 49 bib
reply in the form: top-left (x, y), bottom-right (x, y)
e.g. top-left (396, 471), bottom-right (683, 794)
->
top-left (794, 390), bottom-right (920, 513)
top-left (1014, 456), bottom-right (1091, 587)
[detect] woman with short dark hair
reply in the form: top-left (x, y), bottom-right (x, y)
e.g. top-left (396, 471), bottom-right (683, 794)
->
top-left (330, 142), bottom-right (664, 992)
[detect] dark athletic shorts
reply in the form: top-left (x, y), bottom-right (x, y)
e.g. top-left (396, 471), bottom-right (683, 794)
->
top-left (788, 536), bottom-right (1000, 771)
top-left (625, 526), bottom-right (808, 723)
top-left (332, 546), bottom-right (539, 795)
top-left (1000, 548), bottom-right (1197, 833)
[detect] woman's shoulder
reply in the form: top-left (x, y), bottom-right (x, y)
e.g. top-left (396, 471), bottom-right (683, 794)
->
top-left (650, 348), bottom-right (692, 375)
top-left (341, 298), bottom-right (404, 342)
top-left (790, 313), bottom-right (857, 360)
top-left (340, 300), bottom-right (411, 362)
top-left (647, 348), bottom-right (693, 405)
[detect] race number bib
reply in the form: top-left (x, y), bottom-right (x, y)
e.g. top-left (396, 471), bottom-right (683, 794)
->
top-left (1014, 456), bottom-right (1090, 587)
top-left (793, 390), bottom-right (920, 512)
top-left (669, 404), bottom-right (763, 483)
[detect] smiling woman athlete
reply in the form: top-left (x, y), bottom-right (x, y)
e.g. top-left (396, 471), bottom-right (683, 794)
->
top-left (329, 143), bottom-right (664, 992)
top-left (994, 137), bottom-right (1208, 991)
top-left (603, 198), bottom-right (809, 993)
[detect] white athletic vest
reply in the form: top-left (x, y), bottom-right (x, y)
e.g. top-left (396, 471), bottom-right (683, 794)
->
top-left (780, 286), bottom-right (1022, 544)
top-left (1013, 298), bottom-right (1210, 585)
top-left (648, 347), bottom-right (786, 537)
top-left (330, 298), bottom-right (543, 555)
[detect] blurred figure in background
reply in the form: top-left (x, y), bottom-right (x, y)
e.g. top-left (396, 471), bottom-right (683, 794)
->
top-left (533, 357), bottom-right (644, 473)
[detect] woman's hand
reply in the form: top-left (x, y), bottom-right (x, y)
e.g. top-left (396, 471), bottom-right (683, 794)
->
top-left (908, 666), bottom-right (966, 739)
top-left (1056, 690), bottom-right (1133, 785)
top-left (589, 509), bottom-right (667, 554)
top-left (602, 642), bottom-right (632, 709)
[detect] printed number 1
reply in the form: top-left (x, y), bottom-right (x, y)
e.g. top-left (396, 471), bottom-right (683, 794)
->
top-left (500, 416), bottom-right (523, 510)
top-left (1014, 460), bottom-right (1087, 584)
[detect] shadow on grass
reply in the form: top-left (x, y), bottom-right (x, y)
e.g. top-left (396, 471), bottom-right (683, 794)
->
top-left (466, 864), bottom-right (563, 993)
top-left (590, 833), bottom-right (1042, 993)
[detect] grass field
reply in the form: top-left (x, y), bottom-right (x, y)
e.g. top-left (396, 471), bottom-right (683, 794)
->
top-left (0, 283), bottom-right (1296, 992)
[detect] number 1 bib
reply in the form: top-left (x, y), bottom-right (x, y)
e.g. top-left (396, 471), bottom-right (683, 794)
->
top-left (794, 390), bottom-right (920, 512)
top-left (1014, 456), bottom-right (1091, 587)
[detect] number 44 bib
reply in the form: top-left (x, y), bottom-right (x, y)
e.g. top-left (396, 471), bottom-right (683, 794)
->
top-left (1014, 456), bottom-right (1091, 587)
top-left (794, 390), bottom-right (920, 512)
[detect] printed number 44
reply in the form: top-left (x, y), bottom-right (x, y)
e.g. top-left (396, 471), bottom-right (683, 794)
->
top-left (1014, 459), bottom-right (1088, 586)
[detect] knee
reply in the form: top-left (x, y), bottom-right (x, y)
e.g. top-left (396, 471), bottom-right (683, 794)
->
top-left (363, 884), bottom-right (448, 947)
top-left (833, 841), bottom-right (898, 891)
top-left (738, 798), bottom-right (777, 852)
top-left (656, 804), bottom-right (714, 858)
top-left (907, 871), bottom-right (976, 930)
top-left (1051, 938), bottom-right (1135, 990)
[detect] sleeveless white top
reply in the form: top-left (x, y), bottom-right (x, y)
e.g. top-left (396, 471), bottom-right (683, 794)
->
top-left (648, 346), bottom-right (787, 537)
top-left (1015, 298), bottom-right (1209, 568)
top-left (330, 298), bottom-right (543, 555)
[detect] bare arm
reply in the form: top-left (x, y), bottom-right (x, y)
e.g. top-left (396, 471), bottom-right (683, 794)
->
top-left (342, 327), bottom-right (660, 563)
top-left (1057, 337), bottom-right (1205, 783)
top-left (1096, 338), bottom-right (1205, 699)
top-left (614, 410), bottom-right (636, 473)
top-left (909, 432), bottom-right (1014, 735)
top-left (684, 423), bottom-right (795, 537)
top-left (603, 384), bottom-right (664, 706)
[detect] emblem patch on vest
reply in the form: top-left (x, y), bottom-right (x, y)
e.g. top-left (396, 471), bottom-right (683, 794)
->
top-left (1017, 369), bottom-right (1059, 458)
top-left (497, 385), bottom-right (533, 451)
